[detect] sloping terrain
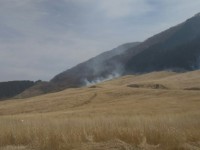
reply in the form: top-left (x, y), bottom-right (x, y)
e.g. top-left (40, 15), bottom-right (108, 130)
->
top-left (0, 71), bottom-right (200, 150)
top-left (125, 31), bottom-right (200, 73)
top-left (18, 13), bottom-right (200, 98)
top-left (52, 13), bottom-right (200, 86)
top-left (122, 13), bottom-right (200, 73)
top-left (0, 71), bottom-right (200, 115)
top-left (51, 42), bottom-right (140, 88)
top-left (6, 13), bottom-right (198, 101)
top-left (17, 42), bottom-right (140, 98)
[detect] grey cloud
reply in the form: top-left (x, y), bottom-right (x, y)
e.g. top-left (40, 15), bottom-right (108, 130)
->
top-left (0, 0), bottom-right (200, 81)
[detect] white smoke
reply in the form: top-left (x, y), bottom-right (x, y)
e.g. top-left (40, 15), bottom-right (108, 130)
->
top-left (81, 43), bottom-right (139, 87)
top-left (83, 72), bottom-right (121, 86)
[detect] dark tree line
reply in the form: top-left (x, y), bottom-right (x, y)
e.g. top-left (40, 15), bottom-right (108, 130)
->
top-left (0, 81), bottom-right (35, 100)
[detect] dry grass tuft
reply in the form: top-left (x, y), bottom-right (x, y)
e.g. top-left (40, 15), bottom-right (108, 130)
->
top-left (0, 114), bottom-right (200, 150)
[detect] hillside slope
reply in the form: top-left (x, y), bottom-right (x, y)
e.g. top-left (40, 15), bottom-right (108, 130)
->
top-left (17, 42), bottom-right (140, 98)
top-left (14, 13), bottom-right (200, 98)
top-left (125, 16), bottom-right (200, 73)
top-left (0, 71), bottom-right (200, 150)
top-left (44, 13), bottom-right (200, 95)
top-left (51, 42), bottom-right (140, 88)
top-left (0, 70), bottom-right (200, 115)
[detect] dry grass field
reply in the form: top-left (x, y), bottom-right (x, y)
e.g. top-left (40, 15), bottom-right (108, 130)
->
top-left (0, 71), bottom-right (200, 150)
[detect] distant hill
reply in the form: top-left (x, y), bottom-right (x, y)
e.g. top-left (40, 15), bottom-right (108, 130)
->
top-left (51, 42), bottom-right (140, 88)
top-left (126, 35), bottom-right (200, 72)
top-left (1, 70), bottom-right (200, 115)
top-left (124, 14), bottom-right (200, 73)
top-left (16, 42), bottom-right (140, 98)
top-left (0, 81), bottom-right (35, 100)
top-left (19, 13), bottom-right (200, 98)
top-left (51, 13), bottom-right (200, 87)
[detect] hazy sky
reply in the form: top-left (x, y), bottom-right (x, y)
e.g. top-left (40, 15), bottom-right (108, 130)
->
top-left (0, 0), bottom-right (200, 81)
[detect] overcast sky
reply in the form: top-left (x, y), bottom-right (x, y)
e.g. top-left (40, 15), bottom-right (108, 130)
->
top-left (0, 0), bottom-right (200, 81)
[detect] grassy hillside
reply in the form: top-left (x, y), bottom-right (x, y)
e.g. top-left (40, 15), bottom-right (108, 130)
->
top-left (0, 71), bottom-right (200, 150)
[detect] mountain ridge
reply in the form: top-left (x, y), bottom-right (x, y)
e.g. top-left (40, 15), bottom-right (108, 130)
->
top-left (124, 14), bottom-right (200, 73)
top-left (16, 42), bottom-right (140, 98)
top-left (51, 42), bottom-right (141, 84)
top-left (16, 13), bottom-right (200, 98)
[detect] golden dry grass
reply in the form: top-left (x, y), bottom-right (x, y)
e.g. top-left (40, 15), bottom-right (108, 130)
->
top-left (0, 71), bottom-right (200, 150)
top-left (0, 114), bottom-right (200, 150)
